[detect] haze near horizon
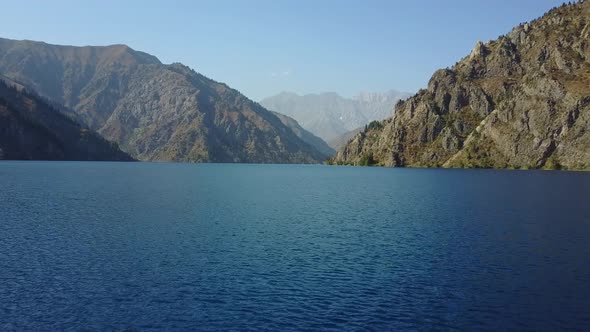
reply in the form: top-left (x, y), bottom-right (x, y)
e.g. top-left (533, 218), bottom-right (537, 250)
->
top-left (1, 0), bottom-right (567, 100)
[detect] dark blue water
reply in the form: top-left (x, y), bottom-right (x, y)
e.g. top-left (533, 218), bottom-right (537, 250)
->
top-left (1, 162), bottom-right (589, 331)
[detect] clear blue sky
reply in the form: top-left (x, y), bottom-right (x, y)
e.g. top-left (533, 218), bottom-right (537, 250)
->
top-left (2, 0), bottom-right (565, 100)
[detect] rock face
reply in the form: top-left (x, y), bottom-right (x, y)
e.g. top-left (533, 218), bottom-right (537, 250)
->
top-left (260, 90), bottom-right (410, 146)
top-left (0, 78), bottom-right (132, 161)
top-left (327, 127), bottom-right (364, 151)
top-left (333, 1), bottom-right (590, 170)
top-left (271, 111), bottom-right (335, 157)
top-left (0, 38), bottom-right (325, 163)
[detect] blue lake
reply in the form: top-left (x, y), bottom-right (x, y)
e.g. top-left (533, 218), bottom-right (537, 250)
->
top-left (1, 162), bottom-right (589, 331)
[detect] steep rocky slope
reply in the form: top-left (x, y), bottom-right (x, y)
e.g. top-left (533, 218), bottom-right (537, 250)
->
top-left (327, 127), bottom-right (364, 151)
top-left (0, 38), bottom-right (325, 163)
top-left (333, 1), bottom-right (590, 170)
top-left (0, 78), bottom-right (132, 161)
top-left (260, 90), bottom-right (409, 145)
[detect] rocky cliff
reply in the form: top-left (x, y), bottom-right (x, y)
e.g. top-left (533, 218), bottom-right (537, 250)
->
top-left (332, 1), bottom-right (590, 170)
top-left (0, 78), bottom-right (132, 161)
top-left (0, 38), bottom-right (325, 163)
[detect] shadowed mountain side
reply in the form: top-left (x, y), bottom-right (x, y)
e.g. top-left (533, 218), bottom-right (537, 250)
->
top-left (0, 78), bottom-right (132, 161)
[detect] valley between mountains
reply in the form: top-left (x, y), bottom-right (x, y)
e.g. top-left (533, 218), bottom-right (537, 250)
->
top-left (1, 1), bottom-right (589, 170)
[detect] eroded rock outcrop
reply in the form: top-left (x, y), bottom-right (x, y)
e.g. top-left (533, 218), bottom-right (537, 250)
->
top-left (333, 1), bottom-right (590, 170)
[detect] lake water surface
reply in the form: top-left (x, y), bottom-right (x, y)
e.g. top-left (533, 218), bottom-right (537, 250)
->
top-left (1, 162), bottom-right (589, 331)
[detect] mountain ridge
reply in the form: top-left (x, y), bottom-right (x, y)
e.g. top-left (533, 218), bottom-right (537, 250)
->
top-left (331, 1), bottom-right (590, 170)
top-left (0, 76), bottom-right (133, 161)
top-left (0, 37), bottom-right (326, 163)
top-left (270, 111), bottom-right (335, 157)
top-left (260, 90), bottom-right (411, 146)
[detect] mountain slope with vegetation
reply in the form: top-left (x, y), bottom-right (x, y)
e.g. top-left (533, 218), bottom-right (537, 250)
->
top-left (0, 38), bottom-right (325, 163)
top-left (332, 1), bottom-right (590, 170)
top-left (0, 78), bottom-right (132, 161)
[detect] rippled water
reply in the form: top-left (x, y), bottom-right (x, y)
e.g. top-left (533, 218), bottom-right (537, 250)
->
top-left (1, 162), bottom-right (590, 331)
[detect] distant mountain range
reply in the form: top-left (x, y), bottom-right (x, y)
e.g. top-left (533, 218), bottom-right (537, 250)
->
top-left (270, 111), bottom-right (335, 156)
top-left (0, 38), bottom-right (327, 163)
top-left (0, 77), bottom-right (132, 161)
top-left (332, 1), bottom-right (590, 170)
top-left (260, 90), bottom-right (411, 147)
top-left (4, 1), bottom-right (587, 169)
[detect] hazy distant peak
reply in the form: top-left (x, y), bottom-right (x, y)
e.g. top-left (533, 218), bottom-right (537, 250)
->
top-left (277, 91), bottom-right (300, 97)
top-left (261, 89), bottom-right (410, 145)
top-left (318, 91), bottom-right (341, 98)
top-left (353, 90), bottom-right (411, 102)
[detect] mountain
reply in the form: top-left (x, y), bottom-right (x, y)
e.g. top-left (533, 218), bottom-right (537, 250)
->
top-left (271, 111), bottom-right (335, 157)
top-left (0, 38), bottom-right (325, 163)
top-left (0, 77), bottom-right (132, 161)
top-left (327, 127), bottom-right (364, 151)
top-left (332, 1), bottom-right (590, 170)
top-left (353, 91), bottom-right (408, 122)
top-left (260, 90), bottom-right (410, 145)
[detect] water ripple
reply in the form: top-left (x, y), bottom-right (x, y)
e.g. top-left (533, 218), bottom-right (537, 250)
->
top-left (1, 162), bottom-right (589, 331)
